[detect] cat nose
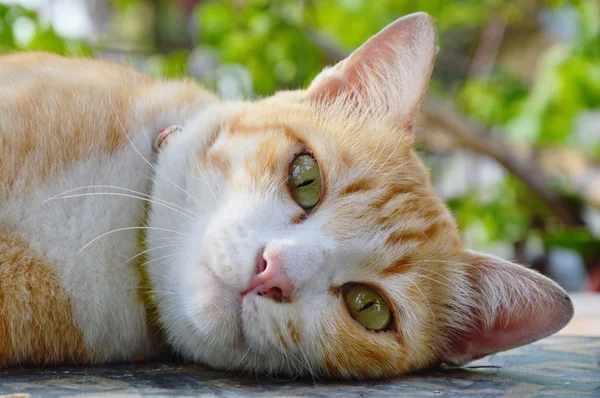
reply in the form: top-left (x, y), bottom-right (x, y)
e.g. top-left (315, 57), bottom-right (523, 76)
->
top-left (242, 249), bottom-right (294, 302)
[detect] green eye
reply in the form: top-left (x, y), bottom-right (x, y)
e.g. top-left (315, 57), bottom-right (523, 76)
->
top-left (288, 153), bottom-right (322, 210)
top-left (343, 285), bottom-right (393, 331)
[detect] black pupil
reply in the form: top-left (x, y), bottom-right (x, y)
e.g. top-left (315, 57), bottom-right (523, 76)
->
top-left (296, 179), bottom-right (314, 188)
top-left (359, 302), bottom-right (375, 312)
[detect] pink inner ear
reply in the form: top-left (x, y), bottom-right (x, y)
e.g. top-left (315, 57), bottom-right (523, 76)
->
top-left (307, 64), bottom-right (355, 105)
top-left (442, 253), bottom-right (574, 365)
top-left (305, 12), bottom-right (437, 126)
top-left (451, 297), bottom-right (571, 362)
top-left (309, 34), bottom-right (399, 104)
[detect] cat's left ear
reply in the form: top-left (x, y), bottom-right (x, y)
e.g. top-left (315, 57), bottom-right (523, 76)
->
top-left (441, 251), bottom-right (574, 365)
top-left (306, 12), bottom-right (437, 130)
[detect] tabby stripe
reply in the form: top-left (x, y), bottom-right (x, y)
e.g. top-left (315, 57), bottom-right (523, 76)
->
top-left (381, 257), bottom-right (413, 276)
top-left (228, 119), bottom-right (303, 145)
top-left (371, 185), bottom-right (415, 210)
top-left (385, 222), bottom-right (442, 247)
top-left (340, 178), bottom-right (373, 196)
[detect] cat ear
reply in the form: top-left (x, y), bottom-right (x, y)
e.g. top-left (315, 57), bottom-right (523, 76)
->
top-left (306, 12), bottom-right (437, 129)
top-left (441, 251), bottom-right (574, 365)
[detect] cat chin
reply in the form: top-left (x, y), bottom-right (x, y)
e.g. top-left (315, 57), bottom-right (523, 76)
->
top-left (155, 255), bottom-right (244, 365)
top-left (154, 238), bottom-right (324, 376)
top-left (160, 277), bottom-right (301, 374)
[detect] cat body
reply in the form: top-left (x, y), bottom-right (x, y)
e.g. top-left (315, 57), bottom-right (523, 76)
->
top-left (0, 53), bottom-right (217, 364)
top-left (0, 13), bottom-right (573, 378)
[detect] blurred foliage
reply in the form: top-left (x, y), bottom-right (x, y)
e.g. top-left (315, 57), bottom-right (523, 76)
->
top-left (0, 3), bottom-right (90, 55)
top-left (193, 0), bottom-right (526, 94)
top-left (1, 0), bottom-right (599, 275)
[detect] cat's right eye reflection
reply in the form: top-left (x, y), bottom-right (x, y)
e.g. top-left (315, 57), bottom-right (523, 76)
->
top-left (288, 153), bottom-right (322, 210)
top-left (343, 284), bottom-right (393, 331)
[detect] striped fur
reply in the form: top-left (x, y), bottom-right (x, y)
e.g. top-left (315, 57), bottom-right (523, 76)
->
top-left (0, 13), bottom-right (572, 378)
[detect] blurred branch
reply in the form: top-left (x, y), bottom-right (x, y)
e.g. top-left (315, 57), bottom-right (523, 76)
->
top-left (468, 18), bottom-right (506, 79)
top-left (304, 29), bottom-right (348, 62)
top-left (420, 98), bottom-right (579, 226)
top-left (305, 27), bottom-right (581, 227)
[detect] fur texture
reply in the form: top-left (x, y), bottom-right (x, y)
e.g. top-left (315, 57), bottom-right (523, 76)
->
top-left (0, 13), bottom-right (573, 378)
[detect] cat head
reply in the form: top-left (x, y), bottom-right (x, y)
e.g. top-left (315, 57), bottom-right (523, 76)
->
top-left (146, 12), bottom-right (573, 379)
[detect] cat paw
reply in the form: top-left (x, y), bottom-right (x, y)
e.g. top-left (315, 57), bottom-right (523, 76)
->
top-left (153, 125), bottom-right (182, 155)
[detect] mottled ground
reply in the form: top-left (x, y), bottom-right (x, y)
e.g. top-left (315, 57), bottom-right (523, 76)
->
top-left (1, 335), bottom-right (599, 398)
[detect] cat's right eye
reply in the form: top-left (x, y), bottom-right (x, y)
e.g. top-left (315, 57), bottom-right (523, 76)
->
top-left (343, 284), bottom-right (393, 331)
top-left (288, 153), bottom-right (322, 210)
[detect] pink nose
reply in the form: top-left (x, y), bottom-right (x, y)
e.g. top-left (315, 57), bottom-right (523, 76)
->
top-left (243, 250), bottom-right (294, 302)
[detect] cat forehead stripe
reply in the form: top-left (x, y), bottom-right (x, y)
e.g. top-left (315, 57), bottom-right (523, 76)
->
top-left (339, 178), bottom-right (374, 196)
top-left (227, 118), bottom-right (305, 144)
top-left (381, 256), bottom-right (413, 276)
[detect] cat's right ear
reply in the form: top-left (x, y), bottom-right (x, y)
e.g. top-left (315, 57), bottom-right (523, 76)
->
top-left (305, 12), bottom-right (437, 130)
top-left (440, 251), bottom-right (574, 366)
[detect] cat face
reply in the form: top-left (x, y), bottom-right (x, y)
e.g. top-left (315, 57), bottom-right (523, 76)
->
top-left (146, 12), bottom-right (573, 379)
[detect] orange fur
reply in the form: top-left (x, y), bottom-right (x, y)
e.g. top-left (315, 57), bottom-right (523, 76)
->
top-left (186, 96), bottom-right (467, 377)
top-left (0, 12), bottom-right (572, 378)
top-left (0, 231), bottom-right (86, 366)
top-left (0, 52), bottom-right (212, 200)
top-left (0, 52), bottom-right (217, 367)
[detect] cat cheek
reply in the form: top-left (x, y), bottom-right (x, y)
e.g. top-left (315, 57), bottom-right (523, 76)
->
top-left (317, 309), bottom-right (404, 379)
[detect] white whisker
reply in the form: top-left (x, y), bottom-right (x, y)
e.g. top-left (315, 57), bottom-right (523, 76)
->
top-left (78, 226), bottom-right (187, 254)
top-left (397, 274), bottom-right (437, 330)
top-left (45, 184), bottom-right (196, 219)
top-left (121, 243), bottom-right (187, 265)
top-left (49, 192), bottom-right (198, 223)
top-left (142, 251), bottom-right (190, 266)
top-left (411, 271), bottom-right (452, 289)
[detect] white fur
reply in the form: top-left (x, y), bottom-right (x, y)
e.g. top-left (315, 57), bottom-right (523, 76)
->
top-left (1, 13), bottom-right (572, 377)
top-left (0, 84), bottom-right (212, 362)
top-left (142, 12), bottom-right (572, 376)
top-left (145, 104), bottom-right (338, 374)
top-left (1, 131), bottom-right (154, 361)
top-left (142, 13), bottom-right (439, 375)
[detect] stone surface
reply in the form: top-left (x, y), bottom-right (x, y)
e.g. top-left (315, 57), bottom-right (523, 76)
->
top-left (1, 336), bottom-right (599, 397)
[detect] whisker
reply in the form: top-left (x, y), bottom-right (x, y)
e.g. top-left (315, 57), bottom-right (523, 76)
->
top-left (372, 134), bottom-right (404, 176)
top-left (45, 184), bottom-right (196, 219)
top-left (397, 274), bottom-right (437, 330)
top-left (192, 164), bottom-right (233, 212)
top-left (49, 192), bottom-right (198, 223)
top-left (146, 236), bottom-right (189, 246)
top-left (407, 259), bottom-right (483, 279)
top-left (142, 251), bottom-right (190, 266)
top-left (121, 243), bottom-right (187, 265)
top-left (359, 140), bottom-right (386, 178)
top-left (410, 271), bottom-right (452, 289)
top-left (296, 343), bottom-right (318, 385)
top-left (410, 266), bottom-right (464, 289)
top-left (78, 226), bottom-right (187, 254)
top-left (228, 344), bottom-right (253, 375)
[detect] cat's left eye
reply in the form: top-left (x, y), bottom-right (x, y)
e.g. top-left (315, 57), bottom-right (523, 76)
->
top-left (288, 153), bottom-right (322, 210)
top-left (343, 284), bottom-right (393, 331)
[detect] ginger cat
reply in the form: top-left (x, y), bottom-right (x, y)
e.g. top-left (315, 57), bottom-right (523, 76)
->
top-left (0, 13), bottom-right (573, 378)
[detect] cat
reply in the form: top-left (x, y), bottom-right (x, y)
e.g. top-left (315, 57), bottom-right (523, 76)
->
top-left (0, 12), bottom-right (573, 379)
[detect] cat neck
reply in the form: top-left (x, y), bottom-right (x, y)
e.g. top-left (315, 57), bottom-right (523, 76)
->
top-left (135, 125), bottom-right (183, 349)
top-left (136, 199), bottom-right (162, 328)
